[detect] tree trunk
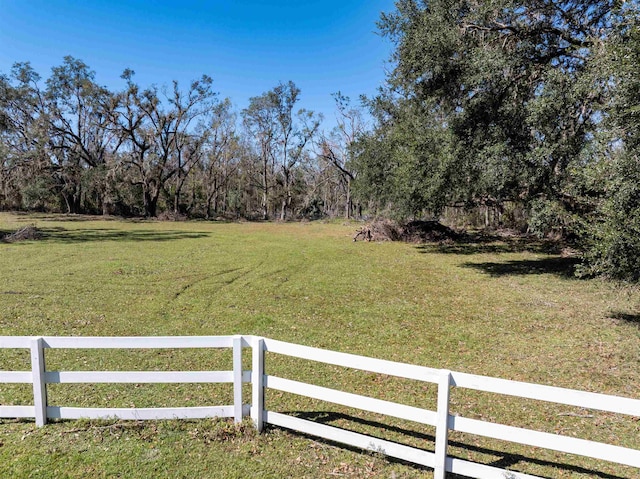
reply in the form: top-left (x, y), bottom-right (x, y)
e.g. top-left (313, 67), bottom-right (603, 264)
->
top-left (62, 193), bottom-right (72, 214)
top-left (222, 184), bottom-right (228, 214)
top-left (173, 186), bottom-right (180, 214)
top-left (205, 193), bottom-right (213, 220)
top-left (262, 192), bottom-right (268, 220)
top-left (173, 171), bottom-right (186, 215)
top-left (262, 157), bottom-right (269, 220)
top-left (143, 188), bottom-right (158, 217)
top-left (345, 177), bottom-right (352, 220)
top-left (101, 193), bottom-right (111, 216)
top-left (213, 180), bottom-right (219, 214)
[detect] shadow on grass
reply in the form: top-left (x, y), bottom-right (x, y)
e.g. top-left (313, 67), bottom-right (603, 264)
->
top-left (11, 212), bottom-right (124, 222)
top-left (3, 226), bottom-right (209, 244)
top-left (280, 411), bottom-right (627, 479)
top-left (416, 232), bottom-right (564, 256)
top-left (462, 257), bottom-right (580, 279)
top-left (413, 231), bottom-right (582, 278)
top-left (608, 311), bottom-right (640, 325)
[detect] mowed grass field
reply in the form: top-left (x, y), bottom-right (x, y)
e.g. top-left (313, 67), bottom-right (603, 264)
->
top-left (0, 212), bottom-right (638, 478)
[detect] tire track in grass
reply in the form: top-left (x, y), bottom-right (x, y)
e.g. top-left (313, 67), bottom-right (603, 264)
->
top-left (172, 268), bottom-right (242, 299)
top-left (171, 262), bottom-right (267, 300)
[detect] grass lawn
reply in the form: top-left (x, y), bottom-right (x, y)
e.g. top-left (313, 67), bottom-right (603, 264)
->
top-left (0, 212), bottom-right (638, 478)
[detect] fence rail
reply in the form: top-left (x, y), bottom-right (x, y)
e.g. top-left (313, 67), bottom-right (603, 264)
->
top-left (1, 334), bottom-right (638, 479)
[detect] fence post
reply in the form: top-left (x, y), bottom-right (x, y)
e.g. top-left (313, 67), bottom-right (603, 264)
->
top-left (434, 370), bottom-right (451, 479)
top-left (251, 337), bottom-right (265, 432)
top-left (30, 337), bottom-right (47, 427)
top-left (233, 335), bottom-right (243, 423)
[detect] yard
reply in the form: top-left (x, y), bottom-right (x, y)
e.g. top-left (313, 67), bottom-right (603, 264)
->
top-left (0, 212), bottom-right (638, 478)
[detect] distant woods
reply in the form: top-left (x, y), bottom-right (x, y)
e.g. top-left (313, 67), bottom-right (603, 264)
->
top-left (0, 58), bottom-right (364, 220)
top-left (2, 1), bottom-right (640, 281)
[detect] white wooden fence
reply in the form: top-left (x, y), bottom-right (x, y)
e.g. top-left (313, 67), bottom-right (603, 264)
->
top-left (1, 335), bottom-right (639, 479)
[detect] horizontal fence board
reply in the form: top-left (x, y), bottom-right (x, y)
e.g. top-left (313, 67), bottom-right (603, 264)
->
top-left (451, 415), bottom-right (640, 468)
top-left (448, 456), bottom-right (542, 479)
top-left (266, 375), bottom-right (437, 426)
top-left (47, 405), bottom-right (237, 420)
top-left (263, 338), bottom-right (441, 383)
top-left (0, 336), bottom-right (32, 348)
top-left (265, 411), bottom-right (436, 468)
top-left (0, 405), bottom-right (35, 418)
top-left (40, 336), bottom-right (235, 349)
top-left (44, 371), bottom-right (234, 384)
top-left (0, 371), bottom-right (32, 383)
top-left (452, 372), bottom-right (640, 416)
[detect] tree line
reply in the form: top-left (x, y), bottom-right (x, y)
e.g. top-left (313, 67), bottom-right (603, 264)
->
top-left (0, 58), bottom-right (364, 220)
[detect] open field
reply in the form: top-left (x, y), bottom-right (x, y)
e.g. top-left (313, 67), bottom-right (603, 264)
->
top-left (0, 212), bottom-right (639, 478)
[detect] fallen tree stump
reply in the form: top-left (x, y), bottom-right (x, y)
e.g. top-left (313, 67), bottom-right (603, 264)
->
top-left (353, 226), bottom-right (372, 242)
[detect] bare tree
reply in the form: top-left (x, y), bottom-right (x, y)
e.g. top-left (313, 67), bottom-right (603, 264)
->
top-left (273, 82), bottom-right (322, 220)
top-left (317, 92), bottom-right (365, 219)
top-left (200, 99), bottom-right (241, 218)
top-left (242, 91), bottom-right (278, 220)
top-left (243, 81), bottom-right (321, 220)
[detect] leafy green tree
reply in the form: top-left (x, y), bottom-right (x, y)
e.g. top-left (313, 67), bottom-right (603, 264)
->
top-left (583, 5), bottom-right (640, 280)
top-left (0, 63), bottom-right (55, 211)
top-left (357, 0), bottom-right (615, 222)
top-left (354, 94), bottom-right (457, 218)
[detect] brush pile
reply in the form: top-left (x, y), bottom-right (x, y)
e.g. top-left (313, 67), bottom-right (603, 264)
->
top-left (2, 225), bottom-right (42, 243)
top-left (354, 220), bottom-right (459, 243)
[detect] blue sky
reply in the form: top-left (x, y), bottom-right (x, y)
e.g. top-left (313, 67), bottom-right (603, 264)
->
top-left (0, 0), bottom-right (396, 128)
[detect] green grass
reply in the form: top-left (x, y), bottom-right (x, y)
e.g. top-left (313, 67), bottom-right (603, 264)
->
top-left (0, 212), bottom-right (639, 478)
